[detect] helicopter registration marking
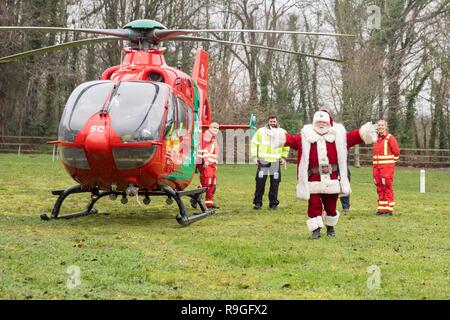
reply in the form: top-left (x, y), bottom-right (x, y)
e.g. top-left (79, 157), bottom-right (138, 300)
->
top-left (90, 125), bottom-right (105, 133)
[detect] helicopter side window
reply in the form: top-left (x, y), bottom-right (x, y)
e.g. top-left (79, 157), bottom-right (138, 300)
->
top-left (187, 107), bottom-right (194, 133)
top-left (164, 93), bottom-right (176, 138)
top-left (176, 97), bottom-right (187, 136)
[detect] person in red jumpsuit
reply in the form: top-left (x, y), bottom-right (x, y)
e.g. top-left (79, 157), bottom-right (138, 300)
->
top-left (198, 122), bottom-right (220, 209)
top-left (373, 120), bottom-right (400, 216)
top-left (278, 110), bottom-right (377, 239)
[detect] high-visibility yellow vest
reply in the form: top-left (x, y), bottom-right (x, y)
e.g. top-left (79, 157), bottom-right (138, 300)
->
top-left (251, 127), bottom-right (289, 162)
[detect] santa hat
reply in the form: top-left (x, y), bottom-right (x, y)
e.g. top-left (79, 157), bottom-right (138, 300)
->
top-left (313, 109), bottom-right (333, 126)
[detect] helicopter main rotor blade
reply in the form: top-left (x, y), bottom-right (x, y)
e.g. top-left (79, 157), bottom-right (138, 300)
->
top-left (0, 26), bottom-right (136, 41)
top-left (0, 36), bottom-right (121, 64)
top-left (170, 35), bottom-right (354, 64)
top-left (153, 29), bottom-right (356, 41)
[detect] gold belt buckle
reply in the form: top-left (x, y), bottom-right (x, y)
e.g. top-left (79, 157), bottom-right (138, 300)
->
top-left (319, 163), bottom-right (332, 174)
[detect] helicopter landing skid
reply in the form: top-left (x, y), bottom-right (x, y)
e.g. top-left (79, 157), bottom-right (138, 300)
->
top-left (40, 184), bottom-right (215, 225)
top-left (40, 185), bottom-right (112, 221)
top-left (161, 186), bottom-right (216, 226)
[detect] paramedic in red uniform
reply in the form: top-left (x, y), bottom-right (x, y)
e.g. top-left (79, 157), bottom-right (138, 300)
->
top-left (278, 110), bottom-right (377, 239)
top-left (373, 120), bottom-right (400, 216)
top-left (199, 122), bottom-right (220, 209)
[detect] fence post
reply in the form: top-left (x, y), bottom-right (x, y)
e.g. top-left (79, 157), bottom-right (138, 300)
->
top-left (18, 144), bottom-right (21, 156)
top-left (354, 145), bottom-right (360, 168)
top-left (420, 169), bottom-right (425, 193)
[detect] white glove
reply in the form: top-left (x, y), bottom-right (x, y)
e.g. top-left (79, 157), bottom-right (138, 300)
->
top-left (359, 122), bottom-right (377, 144)
top-left (269, 129), bottom-right (286, 148)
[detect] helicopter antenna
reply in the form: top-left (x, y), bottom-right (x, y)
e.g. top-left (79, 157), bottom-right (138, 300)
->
top-left (120, 40), bottom-right (124, 67)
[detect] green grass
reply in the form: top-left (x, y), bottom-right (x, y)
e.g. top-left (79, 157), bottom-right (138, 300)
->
top-left (0, 154), bottom-right (449, 299)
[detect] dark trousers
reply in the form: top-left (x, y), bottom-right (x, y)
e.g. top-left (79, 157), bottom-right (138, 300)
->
top-left (339, 168), bottom-right (351, 210)
top-left (253, 161), bottom-right (281, 207)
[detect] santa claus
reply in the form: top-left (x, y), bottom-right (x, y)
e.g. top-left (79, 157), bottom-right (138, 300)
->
top-left (278, 110), bottom-right (377, 239)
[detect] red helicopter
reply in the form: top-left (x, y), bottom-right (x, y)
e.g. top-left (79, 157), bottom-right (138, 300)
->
top-left (0, 20), bottom-right (353, 225)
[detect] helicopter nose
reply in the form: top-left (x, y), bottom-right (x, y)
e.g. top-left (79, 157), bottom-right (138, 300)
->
top-left (85, 125), bottom-right (110, 160)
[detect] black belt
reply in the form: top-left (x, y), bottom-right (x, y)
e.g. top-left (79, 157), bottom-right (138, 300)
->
top-left (308, 164), bottom-right (338, 176)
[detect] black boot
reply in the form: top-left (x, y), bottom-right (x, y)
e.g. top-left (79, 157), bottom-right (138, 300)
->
top-left (326, 226), bottom-right (336, 237)
top-left (311, 228), bottom-right (321, 240)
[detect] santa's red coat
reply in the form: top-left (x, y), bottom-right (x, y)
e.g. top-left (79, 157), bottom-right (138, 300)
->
top-left (285, 129), bottom-right (363, 183)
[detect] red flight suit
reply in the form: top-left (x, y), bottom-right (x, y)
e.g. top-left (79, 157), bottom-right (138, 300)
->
top-left (198, 129), bottom-right (219, 208)
top-left (373, 132), bottom-right (400, 213)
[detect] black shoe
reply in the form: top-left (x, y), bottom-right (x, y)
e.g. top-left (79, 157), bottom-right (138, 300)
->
top-left (190, 198), bottom-right (198, 209)
top-left (376, 211), bottom-right (384, 216)
top-left (269, 205), bottom-right (278, 211)
top-left (384, 212), bottom-right (393, 216)
top-left (343, 208), bottom-right (349, 214)
top-left (253, 204), bottom-right (262, 210)
top-left (326, 226), bottom-right (336, 237)
top-left (211, 204), bottom-right (220, 209)
top-left (311, 228), bottom-right (321, 240)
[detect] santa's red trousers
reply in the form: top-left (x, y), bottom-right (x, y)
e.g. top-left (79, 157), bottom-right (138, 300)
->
top-left (198, 164), bottom-right (217, 207)
top-left (308, 193), bottom-right (339, 218)
top-left (373, 165), bottom-right (395, 213)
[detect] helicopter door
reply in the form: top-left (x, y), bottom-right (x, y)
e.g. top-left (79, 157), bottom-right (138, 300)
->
top-left (176, 97), bottom-right (191, 162)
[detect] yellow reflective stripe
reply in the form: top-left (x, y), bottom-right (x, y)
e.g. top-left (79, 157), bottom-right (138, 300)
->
top-left (378, 201), bottom-right (389, 205)
top-left (258, 152), bottom-right (281, 158)
top-left (373, 160), bottom-right (396, 164)
top-left (384, 134), bottom-right (391, 155)
top-left (373, 155), bottom-right (396, 159)
top-left (205, 201), bottom-right (214, 204)
top-left (389, 202), bottom-right (396, 206)
top-left (377, 206), bottom-right (393, 211)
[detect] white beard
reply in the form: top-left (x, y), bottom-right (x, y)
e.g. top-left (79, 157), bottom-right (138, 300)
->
top-left (314, 126), bottom-right (330, 135)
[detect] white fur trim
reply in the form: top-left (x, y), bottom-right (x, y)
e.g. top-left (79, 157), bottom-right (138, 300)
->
top-left (323, 210), bottom-right (340, 226)
top-left (307, 216), bottom-right (324, 232)
top-left (335, 123), bottom-right (351, 196)
top-left (313, 111), bottom-right (331, 125)
top-left (309, 180), bottom-right (341, 194)
top-left (296, 125), bottom-right (312, 200)
top-left (359, 122), bottom-right (377, 144)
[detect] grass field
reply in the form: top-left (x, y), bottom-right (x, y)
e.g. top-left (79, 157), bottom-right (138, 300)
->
top-left (0, 154), bottom-right (449, 299)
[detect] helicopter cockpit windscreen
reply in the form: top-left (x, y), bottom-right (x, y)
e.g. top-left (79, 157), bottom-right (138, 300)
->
top-left (58, 81), bottom-right (114, 142)
top-left (107, 82), bottom-right (168, 143)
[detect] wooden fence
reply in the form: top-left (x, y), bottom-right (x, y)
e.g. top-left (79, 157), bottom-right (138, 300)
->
top-left (1, 136), bottom-right (450, 168)
top-left (0, 135), bottom-right (57, 155)
top-left (347, 145), bottom-right (450, 168)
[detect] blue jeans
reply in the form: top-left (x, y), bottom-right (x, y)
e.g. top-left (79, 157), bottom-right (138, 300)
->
top-left (340, 195), bottom-right (350, 210)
